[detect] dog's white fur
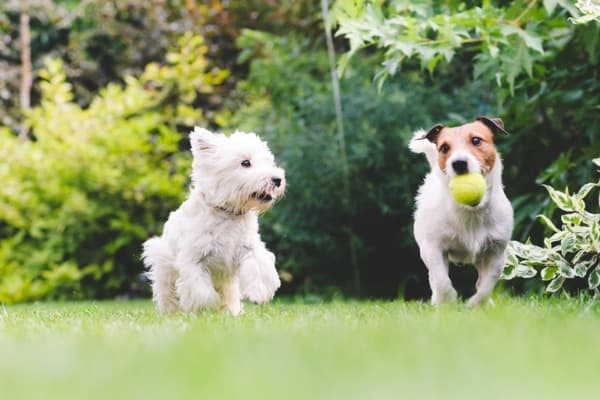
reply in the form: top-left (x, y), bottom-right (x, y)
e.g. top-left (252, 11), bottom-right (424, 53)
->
top-left (410, 128), bottom-right (513, 307)
top-left (142, 128), bottom-right (285, 315)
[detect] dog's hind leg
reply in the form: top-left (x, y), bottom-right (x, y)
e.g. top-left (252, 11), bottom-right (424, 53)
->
top-left (174, 254), bottom-right (219, 313)
top-left (468, 250), bottom-right (505, 307)
top-left (150, 265), bottom-right (179, 314)
top-left (143, 237), bottom-right (179, 313)
top-left (419, 244), bottom-right (457, 306)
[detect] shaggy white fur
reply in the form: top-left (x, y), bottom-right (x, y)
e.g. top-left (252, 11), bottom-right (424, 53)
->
top-left (142, 127), bottom-right (285, 315)
top-left (410, 122), bottom-right (513, 307)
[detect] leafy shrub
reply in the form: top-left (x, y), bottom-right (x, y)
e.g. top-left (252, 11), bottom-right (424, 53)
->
top-left (331, 0), bottom-right (600, 247)
top-left (502, 159), bottom-right (600, 293)
top-left (0, 34), bottom-right (226, 303)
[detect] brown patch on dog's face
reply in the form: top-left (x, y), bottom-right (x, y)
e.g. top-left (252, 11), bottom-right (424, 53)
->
top-left (432, 122), bottom-right (497, 175)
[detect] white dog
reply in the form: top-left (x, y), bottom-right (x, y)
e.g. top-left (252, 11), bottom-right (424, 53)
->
top-left (410, 117), bottom-right (513, 307)
top-left (142, 128), bottom-right (286, 315)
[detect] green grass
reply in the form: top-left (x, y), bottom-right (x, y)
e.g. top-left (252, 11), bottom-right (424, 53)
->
top-left (1, 297), bottom-right (599, 400)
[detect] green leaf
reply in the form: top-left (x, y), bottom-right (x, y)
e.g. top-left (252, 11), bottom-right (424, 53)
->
top-left (572, 196), bottom-right (586, 214)
top-left (574, 253), bottom-right (598, 278)
top-left (538, 214), bottom-right (560, 233)
top-left (546, 276), bottom-right (565, 292)
top-left (558, 260), bottom-right (575, 278)
top-left (500, 25), bottom-right (544, 54)
top-left (591, 219), bottom-right (600, 248)
top-left (502, 38), bottom-right (533, 93)
top-left (572, 249), bottom-right (587, 264)
top-left (488, 44), bottom-right (499, 58)
top-left (501, 264), bottom-right (517, 280)
top-left (561, 213), bottom-right (582, 227)
top-left (516, 264), bottom-right (537, 278)
top-left (541, 265), bottom-right (558, 281)
top-left (574, 262), bottom-right (589, 278)
top-left (548, 230), bottom-right (568, 243)
top-left (560, 233), bottom-right (577, 255)
top-left (546, 276), bottom-right (565, 293)
top-left (336, 53), bottom-right (351, 77)
top-left (543, 0), bottom-right (559, 15)
top-left (577, 182), bottom-right (597, 200)
top-left (588, 267), bottom-right (600, 290)
top-left (505, 245), bottom-right (519, 266)
top-left (543, 185), bottom-right (575, 212)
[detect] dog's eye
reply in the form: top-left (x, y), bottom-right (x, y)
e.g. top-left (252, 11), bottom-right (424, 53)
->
top-left (241, 160), bottom-right (251, 168)
top-left (439, 144), bottom-right (450, 154)
top-left (471, 137), bottom-right (482, 146)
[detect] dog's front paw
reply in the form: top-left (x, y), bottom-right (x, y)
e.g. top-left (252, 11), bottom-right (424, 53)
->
top-left (221, 301), bottom-right (244, 316)
top-left (239, 248), bottom-right (281, 304)
top-left (466, 293), bottom-right (494, 308)
top-left (241, 273), bottom-right (281, 304)
top-left (431, 287), bottom-right (458, 306)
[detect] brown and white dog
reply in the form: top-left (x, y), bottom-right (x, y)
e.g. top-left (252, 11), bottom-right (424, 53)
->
top-left (409, 117), bottom-right (513, 307)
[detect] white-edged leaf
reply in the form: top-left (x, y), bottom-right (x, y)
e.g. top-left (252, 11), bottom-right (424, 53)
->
top-left (501, 264), bottom-right (517, 280)
top-left (572, 196), bottom-right (586, 214)
top-left (591, 219), bottom-right (600, 248)
top-left (588, 266), bottom-right (600, 290)
top-left (505, 246), bottom-right (519, 266)
top-left (538, 214), bottom-right (560, 233)
top-left (525, 245), bottom-right (550, 263)
top-left (558, 260), bottom-right (575, 278)
top-left (548, 230), bottom-right (568, 243)
top-left (541, 265), bottom-right (558, 281)
top-left (561, 213), bottom-right (582, 226)
top-left (577, 182), bottom-right (597, 200)
top-left (546, 276), bottom-right (565, 293)
top-left (574, 262), bottom-right (589, 277)
top-left (572, 249), bottom-right (587, 264)
top-left (560, 233), bottom-right (577, 255)
top-left (515, 264), bottom-right (537, 278)
top-left (543, 185), bottom-right (574, 212)
top-left (508, 240), bottom-right (530, 257)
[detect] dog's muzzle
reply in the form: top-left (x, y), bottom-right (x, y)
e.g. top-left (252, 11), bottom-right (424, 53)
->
top-left (251, 192), bottom-right (274, 203)
top-left (452, 160), bottom-right (469, 175)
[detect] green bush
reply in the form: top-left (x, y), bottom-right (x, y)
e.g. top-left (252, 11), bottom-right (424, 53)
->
top-left (0, 34), bottom-right (226, 303)
top-left (502, 159), bottom-right (600, 293)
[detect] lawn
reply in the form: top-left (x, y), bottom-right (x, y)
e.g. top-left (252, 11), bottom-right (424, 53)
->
top-left (1, 297), bottom-right (599, 400)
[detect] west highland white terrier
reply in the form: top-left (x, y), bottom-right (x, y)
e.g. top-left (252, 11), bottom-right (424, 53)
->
top-left (410, 117), bottom-right (513, 307)
top-left (142, 128), bottom-right (286, 315)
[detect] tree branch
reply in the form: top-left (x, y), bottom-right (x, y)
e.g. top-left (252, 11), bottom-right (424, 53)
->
top-left (19, 1), bottom-right (32, 141)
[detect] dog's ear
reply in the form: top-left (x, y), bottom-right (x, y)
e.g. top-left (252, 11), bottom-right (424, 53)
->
top-left (190, 127), bottom-right (218, 155)
top-left (420, 124), bottom-right (445, 143)
top-left (476, 116), bottom-right (510, 136)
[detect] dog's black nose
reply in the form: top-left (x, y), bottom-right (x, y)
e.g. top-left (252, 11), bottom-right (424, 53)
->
top-left (452, 160), bottom-right (468, 174)
top-left (272, 177), bottom-right (282, 187)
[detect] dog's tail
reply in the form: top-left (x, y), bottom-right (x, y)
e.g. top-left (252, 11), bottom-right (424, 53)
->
top-left (409, 129), bottom-right (437, 168)
top-left (142, 236), bottom-right (174, 277)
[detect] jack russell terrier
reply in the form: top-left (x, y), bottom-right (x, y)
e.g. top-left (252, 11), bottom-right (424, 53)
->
top-left (409, 116), bottom-right (513, 307)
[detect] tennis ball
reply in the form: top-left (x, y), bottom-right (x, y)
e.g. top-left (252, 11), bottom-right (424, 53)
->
top-left (449, 173), bottom-right (486, 206)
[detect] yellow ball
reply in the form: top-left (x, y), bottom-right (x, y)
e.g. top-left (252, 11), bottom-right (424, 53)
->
top-left (449, 173), bottom-right (486, 206)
